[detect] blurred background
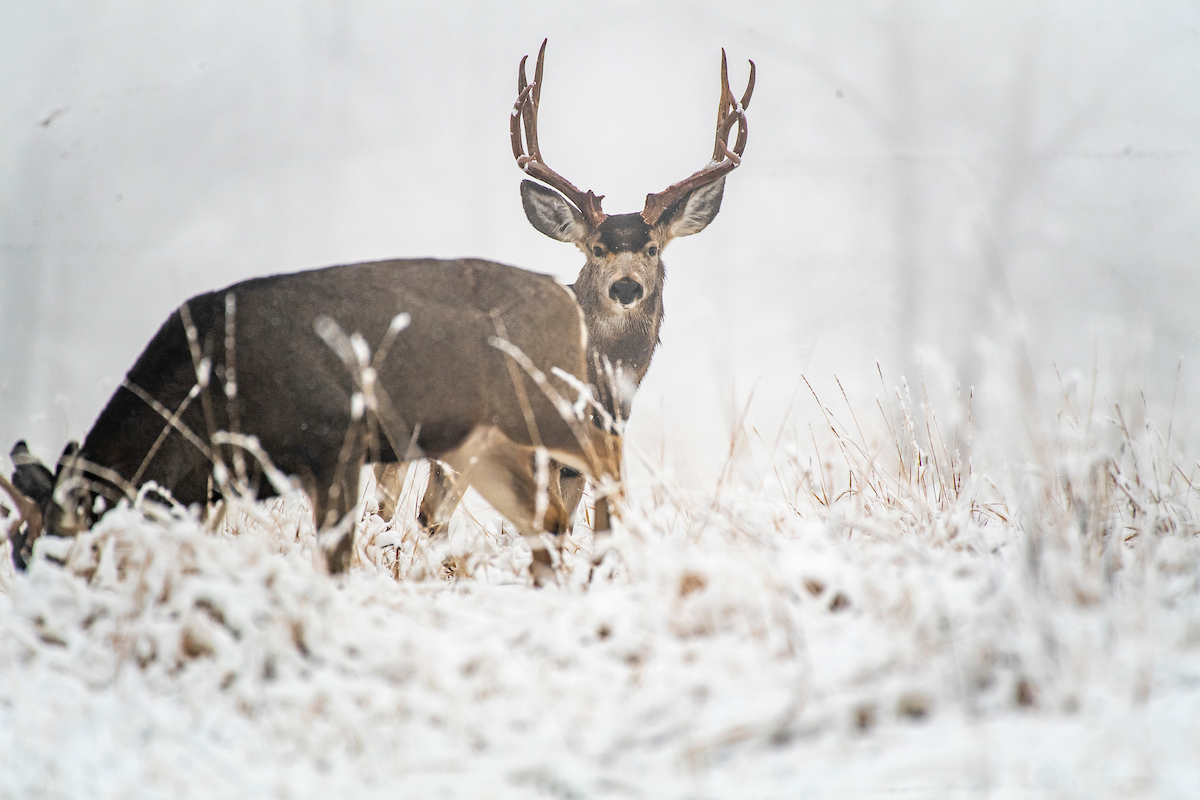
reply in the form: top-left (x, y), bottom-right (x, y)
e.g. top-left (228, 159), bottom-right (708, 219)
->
top-left (2, 1), bottom-right (1198, 487)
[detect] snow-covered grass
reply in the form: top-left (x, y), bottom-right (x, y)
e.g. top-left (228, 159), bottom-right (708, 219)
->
top-left (3, 384), bottom-right (1200, 798)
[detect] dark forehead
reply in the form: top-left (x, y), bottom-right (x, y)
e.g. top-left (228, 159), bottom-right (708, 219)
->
top-left (597, 213), bottom-right (652, 252)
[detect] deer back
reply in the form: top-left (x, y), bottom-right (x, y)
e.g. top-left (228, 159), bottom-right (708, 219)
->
top-left (66, 258), bottom-right (593, 527)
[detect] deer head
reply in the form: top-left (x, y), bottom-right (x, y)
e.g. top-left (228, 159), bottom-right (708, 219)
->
top-left (510, 40), bottom-right (754, 417)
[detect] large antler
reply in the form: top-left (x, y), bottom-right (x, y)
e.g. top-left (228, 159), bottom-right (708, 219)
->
top-left (511, 39), bottom-right (607, 227)
top-left (641, 50), bottom-right (755, 226)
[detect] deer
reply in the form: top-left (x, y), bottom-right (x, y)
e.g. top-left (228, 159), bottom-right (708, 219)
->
top-left (4, 41), bottom-right (753, 585)
top-left (374, 40), bottom-right (755, 542)
top-left (5, 258), bottom-right (622, 584)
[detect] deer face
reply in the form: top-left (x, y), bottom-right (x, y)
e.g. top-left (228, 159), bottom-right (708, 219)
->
top-left (582, 212), bottom-right (662, 314)
top-left (520, 178), bottom-right (726, 320)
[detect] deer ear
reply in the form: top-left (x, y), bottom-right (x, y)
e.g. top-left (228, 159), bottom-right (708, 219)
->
top-left (521, 180), bottom-right (588, 244)
top-left (658, 177), bottom-right (726, 240)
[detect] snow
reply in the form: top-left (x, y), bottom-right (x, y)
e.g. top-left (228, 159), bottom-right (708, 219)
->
top-left (4, 398), bottom-right (1199, 798)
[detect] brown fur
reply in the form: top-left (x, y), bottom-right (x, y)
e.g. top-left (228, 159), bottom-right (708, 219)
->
top-left (33, 258), bottom-right (620, 574)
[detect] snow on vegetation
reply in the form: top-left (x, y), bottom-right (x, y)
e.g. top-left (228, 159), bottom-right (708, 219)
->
top-left (3, 383), bottom-right (1200, 798)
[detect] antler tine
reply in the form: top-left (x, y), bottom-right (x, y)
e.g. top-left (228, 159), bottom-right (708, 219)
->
top-left (532, 37), bottom-right (545, 112)
top-left (712, 50), bottom-right (733, 163)
top-left (510, 39), bottom-right (606, 227)
top-left (733, 60), bottom-right (756, 156)
top-left (521, 42), bottom-right (543, 164)
top-left (642, 51), bottom-right (755, 226)
top-left (510, 80), bottom-right (534, 162)
top-left (714, 50), bottom-right (755, 159)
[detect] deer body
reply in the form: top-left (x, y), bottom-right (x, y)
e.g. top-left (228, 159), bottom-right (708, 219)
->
top-left (22, 258), bottom-right (618, 575)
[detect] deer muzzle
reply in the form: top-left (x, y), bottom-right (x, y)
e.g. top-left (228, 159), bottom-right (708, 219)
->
top-left (608, 278), bottom-right (644, 307)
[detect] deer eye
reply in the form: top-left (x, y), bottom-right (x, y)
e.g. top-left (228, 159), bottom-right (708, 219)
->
top-left (592, 246), bottom-right (605, 257)
top-left (647, 246), bottom-right (659, 257)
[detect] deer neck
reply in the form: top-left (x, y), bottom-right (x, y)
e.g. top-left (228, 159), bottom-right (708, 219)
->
top-left (569, 272), bottom-right (664, 418)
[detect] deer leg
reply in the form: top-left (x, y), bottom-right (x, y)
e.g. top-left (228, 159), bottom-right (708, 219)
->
top-left (554, 464), bottom-right (585, 534)
top-left (304, 454), bottom-right (365, 576)
top-left (1, 472), bottom-right (44, 570)
top-left (441, 428), bottom-right (572, 587)
top-left (420, 460), bottom-right (571, 538)
top-left (593, 496), bottom-right (612, 533)
top-left (581, 431), bottom-right (622, 584)
top-left (417, 461), bottom-right (468, 536)
top-left (579, 422), bottom-right (622, 541)
top-left (325, 466), bottom-right (361, 574)
top-left (373, 462), bottom-right (409, 522)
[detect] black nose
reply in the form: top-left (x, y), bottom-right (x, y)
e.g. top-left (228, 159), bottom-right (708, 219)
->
top-left (609, 278), bottom-right (644, 305)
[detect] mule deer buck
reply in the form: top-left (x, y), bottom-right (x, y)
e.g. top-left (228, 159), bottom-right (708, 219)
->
top-left (6, 259), bottom-right (621, 582)
top-left (375, 40), bottom-right (755, 538)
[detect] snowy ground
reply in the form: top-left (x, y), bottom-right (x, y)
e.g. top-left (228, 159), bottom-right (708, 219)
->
top-left (4, 3), bottom-right (1197, 796)
top-left (3, 387), bottom-right (1199, 799)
